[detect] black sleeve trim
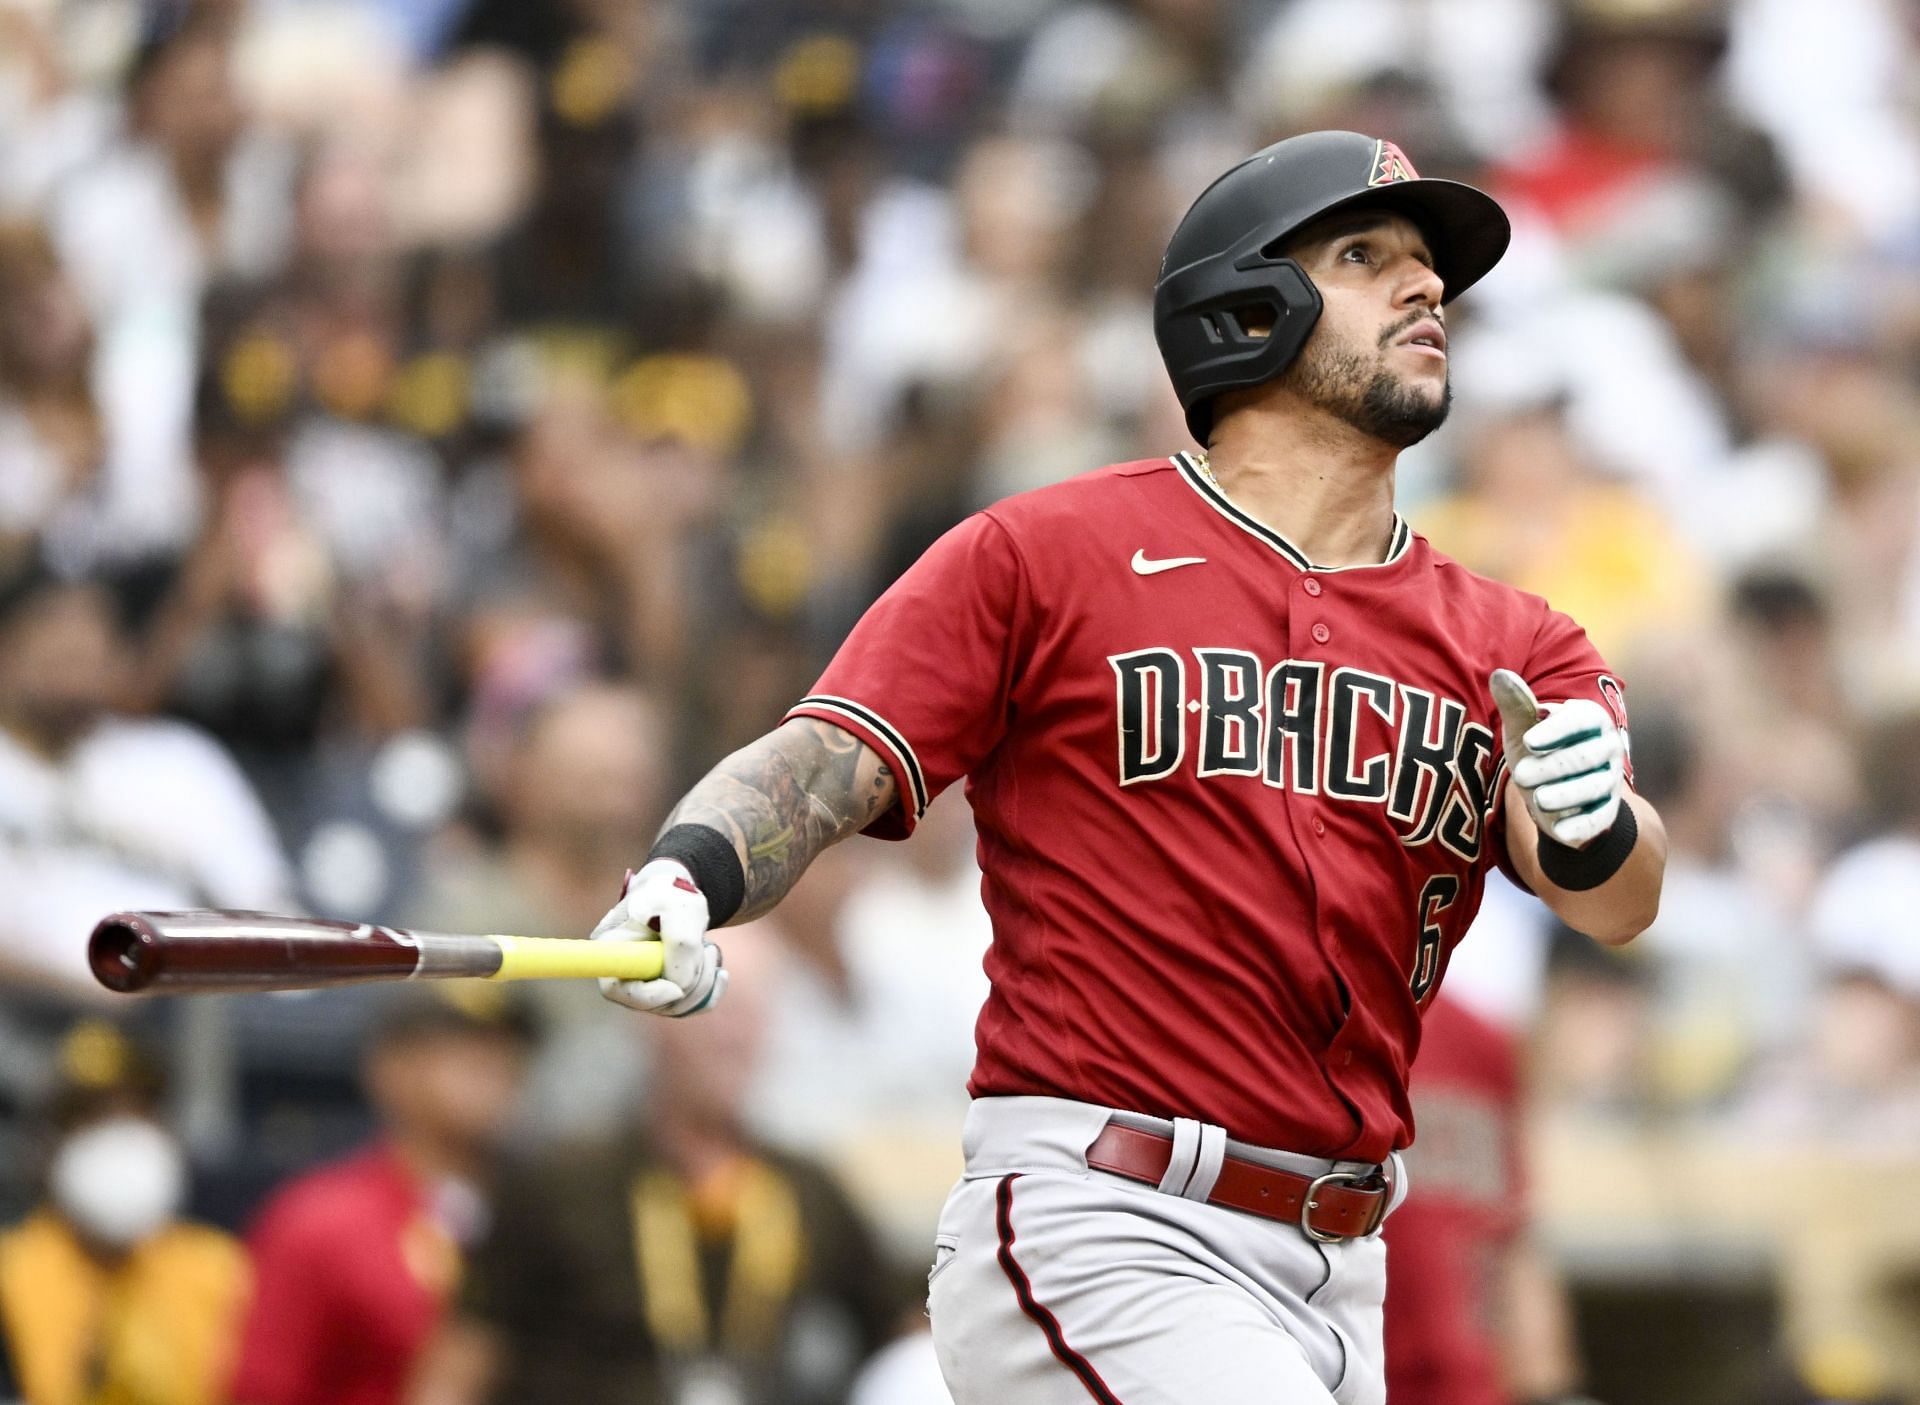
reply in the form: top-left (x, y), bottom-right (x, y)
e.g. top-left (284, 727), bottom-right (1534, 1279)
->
top-left (787, 695), bottom-right (929, 817)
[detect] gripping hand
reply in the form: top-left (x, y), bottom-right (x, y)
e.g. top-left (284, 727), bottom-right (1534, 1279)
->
top-left (1491, 669), bottom-right (1628, 850)
top-left (591, 859), bottom-right (727, 1016)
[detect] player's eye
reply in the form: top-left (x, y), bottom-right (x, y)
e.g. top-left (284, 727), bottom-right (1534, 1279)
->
top-left (1339, 242), bottom-right (1374, 265)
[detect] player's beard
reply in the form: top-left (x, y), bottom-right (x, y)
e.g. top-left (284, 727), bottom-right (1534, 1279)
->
top-left (1283, 321), bottom-right (1451, 449)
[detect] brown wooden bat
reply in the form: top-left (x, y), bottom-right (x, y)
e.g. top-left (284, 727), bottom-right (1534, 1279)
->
top-left (90, 910), bottom-right (664, 994)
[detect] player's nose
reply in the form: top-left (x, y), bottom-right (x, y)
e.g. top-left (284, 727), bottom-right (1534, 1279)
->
top-left (1395, 258), bottom-right (1444, 310)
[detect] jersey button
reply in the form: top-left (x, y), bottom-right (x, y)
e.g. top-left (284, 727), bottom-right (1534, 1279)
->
top-left (1311, 622), bottom-right (1331, 644)
top-left (1302, 577), bottom-right (1322, 596)
top-left (1311, 816), bottom-right (1326, 837)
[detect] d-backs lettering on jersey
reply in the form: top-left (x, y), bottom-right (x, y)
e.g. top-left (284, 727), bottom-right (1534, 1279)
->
top-left (787, 455), bottom-right (1626, 1162)
top-left (1108, 649), bottom-right (1499, 864)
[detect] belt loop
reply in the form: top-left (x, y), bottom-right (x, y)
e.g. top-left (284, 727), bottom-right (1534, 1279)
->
top-left (1381, 1151), bottom-right (1410, 1226)
top-left (1156, 1119), bottom-right (1202, 1196)
top-left (1181, 1123), bottom-right (1228, 1203)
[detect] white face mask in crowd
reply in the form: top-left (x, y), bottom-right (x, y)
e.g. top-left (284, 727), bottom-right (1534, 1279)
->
top-left (48, 1116), bottom-right (186, 1250)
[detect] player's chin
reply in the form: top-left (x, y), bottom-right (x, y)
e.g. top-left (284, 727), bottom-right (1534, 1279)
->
top-left (1359, 368), bottom-right (1451, 447)
top-left (1401, 356), bottom-right (1451, 401)
top-left (1379, 368), bottom-right (1448, 417)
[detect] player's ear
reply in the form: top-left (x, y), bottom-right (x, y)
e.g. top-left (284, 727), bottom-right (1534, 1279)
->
top-left (1231, 306), bottom-right (1275, 339)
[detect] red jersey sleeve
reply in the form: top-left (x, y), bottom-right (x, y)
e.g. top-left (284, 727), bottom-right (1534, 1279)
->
top-left (786, 511), bottom-right (1030, 838)
top-left (1486, 603), bottom-right (1632, 882)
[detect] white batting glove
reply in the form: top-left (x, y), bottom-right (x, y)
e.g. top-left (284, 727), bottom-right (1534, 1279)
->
top-left (591, 859), bottom-right (727, 1016)
top-left (1491, 669), bottom-right (1629, 850)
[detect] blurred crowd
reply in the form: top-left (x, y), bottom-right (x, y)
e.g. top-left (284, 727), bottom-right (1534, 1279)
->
top-left (3, 0), bottom-right (1920, 1401)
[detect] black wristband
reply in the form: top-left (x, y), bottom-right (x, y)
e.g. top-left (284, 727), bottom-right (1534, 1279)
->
top-left (1535, 801), bottom-right (1638, 892)
top-left (647, 824), bottom-right (746, 927)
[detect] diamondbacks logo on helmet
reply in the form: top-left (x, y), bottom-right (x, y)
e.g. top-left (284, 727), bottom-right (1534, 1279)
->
top-left (1368, 140), bottom-right (1419, 186)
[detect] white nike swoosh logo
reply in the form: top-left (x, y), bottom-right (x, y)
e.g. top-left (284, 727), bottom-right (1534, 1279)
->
top-left (1131, 550), bottom-right (1207, 575)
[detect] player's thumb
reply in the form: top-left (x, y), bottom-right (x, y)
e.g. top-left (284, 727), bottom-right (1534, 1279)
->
top-left (1489, 669), bottom-right (1542, 755)
top-left (654, 898), bottom-right (710, 987)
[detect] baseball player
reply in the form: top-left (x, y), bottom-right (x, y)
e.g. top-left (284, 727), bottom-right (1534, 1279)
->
top-left (591, 130), bottom-right (1666, 1405)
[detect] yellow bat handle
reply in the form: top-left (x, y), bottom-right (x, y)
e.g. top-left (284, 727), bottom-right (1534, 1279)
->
top-left (487, 935), bottom-right (665, 982)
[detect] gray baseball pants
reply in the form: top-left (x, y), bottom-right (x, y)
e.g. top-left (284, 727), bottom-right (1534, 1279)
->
top-left (927, 1096), bottom-right (1407, 1405)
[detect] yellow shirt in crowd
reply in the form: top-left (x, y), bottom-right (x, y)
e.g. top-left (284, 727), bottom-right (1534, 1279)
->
top-left (1418, 483), bottom-right (1712, 662)
top-left (0, 1211), bottom-right (248, 1405)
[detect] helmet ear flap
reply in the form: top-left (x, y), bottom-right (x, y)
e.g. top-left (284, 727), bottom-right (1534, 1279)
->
top-left (1155, 256), bottom-right (1322, 444)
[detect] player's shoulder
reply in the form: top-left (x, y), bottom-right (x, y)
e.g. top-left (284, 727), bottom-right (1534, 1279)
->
top-left (979, 456), bottom-right (1183, 538)
top-left (147, 1220), bottom-right (249, 1278)
top-left (80, 717), bottom-right (262, 804)
top-left (1404, 529), bottom-right (1561, 628)
top-left (250, 1147), bottom-right (404, 1240)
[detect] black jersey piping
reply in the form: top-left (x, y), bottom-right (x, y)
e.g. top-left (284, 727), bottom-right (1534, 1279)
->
top-left (1170, 452), bottom-right (1412, 573)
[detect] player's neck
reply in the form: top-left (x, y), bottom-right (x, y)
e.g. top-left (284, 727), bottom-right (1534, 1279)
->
top-left (1204, 410), bottom-right (1399, 568)
top-left (386, 1125), bottom-right (487, 1189)
top-left (649, 1108), bottom-right (748, 1182)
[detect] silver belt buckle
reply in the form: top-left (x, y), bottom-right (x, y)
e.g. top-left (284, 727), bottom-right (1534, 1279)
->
top-left (1299, 1168), bottom-right (1372, 1243)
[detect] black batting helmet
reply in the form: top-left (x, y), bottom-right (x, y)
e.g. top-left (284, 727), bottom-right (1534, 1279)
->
top-left (1153, 131), bottom-right (1511, 443)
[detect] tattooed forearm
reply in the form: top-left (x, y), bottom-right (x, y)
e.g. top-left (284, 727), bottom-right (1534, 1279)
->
top-left (661, 719), bottom-right (898, 923)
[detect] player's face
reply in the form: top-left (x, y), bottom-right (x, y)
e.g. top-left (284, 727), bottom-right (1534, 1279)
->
top-left (1279, 211), bottom-right (1450, 448)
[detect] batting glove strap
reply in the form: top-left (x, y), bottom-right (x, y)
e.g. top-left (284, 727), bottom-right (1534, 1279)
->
top-left (1536, 800), bottom-right (1638, 892)
top-left (648, 823), bottom-right (746, 926)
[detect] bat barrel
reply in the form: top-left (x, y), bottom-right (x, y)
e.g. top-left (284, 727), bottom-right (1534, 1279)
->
top-left (90, 910), bottom-right (442, 993)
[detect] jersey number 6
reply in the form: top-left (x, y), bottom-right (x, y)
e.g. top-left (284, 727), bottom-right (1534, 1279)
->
top-left (1411, 875), bottom-right (1458, 1005)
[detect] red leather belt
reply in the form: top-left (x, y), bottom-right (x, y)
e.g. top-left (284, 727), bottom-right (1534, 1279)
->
top-left (1085, 1123), bottom-right (1391, 1242)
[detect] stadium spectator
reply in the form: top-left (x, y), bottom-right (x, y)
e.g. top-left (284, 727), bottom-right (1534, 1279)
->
top-left (747, 792), bottom-right (990, 1257)
top-left (0, 1023), bottom-right (247, 1405)
top-left (0, 563), bottom-right (293, 995)
top-left (1617, 700), bottom-right (1811, 1105)
top-left (228, 992), bottom-right (531, 1405)
top-left (1725, 710), bottom-right (1920, 1146)
top-left (408, 680), bottom-right (670, 1137)
top-left (1531, 933), bottom-right (1660, 1125)
top-left (409, 931), bottom-right (899, 1405)
top-left (45, 6), bottom-right (294, 559)
top-left (0, 222), bottom-right (99, 574)
top-left (1417, 365), bottom-right (1711, 659)
top-left (1717, 570), bottom-right (1862, 903)
top-left (412, 680), bottom-right (669, 948)
top-left (1384, 995), bottom-right (1584, 1405)
top-left (1496, 0), bottom-right (1782, 244)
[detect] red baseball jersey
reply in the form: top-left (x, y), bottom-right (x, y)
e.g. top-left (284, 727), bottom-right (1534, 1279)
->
top-left (229, 1145), bottom-right (456, 1405)
top-left (787, 453), bottom-right (1625, 1162)
top-left (1384, 996), bottom-right (1527, 1405)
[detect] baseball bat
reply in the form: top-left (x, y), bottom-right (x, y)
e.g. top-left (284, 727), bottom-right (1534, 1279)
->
top-left (89, 910), bottom-right (664, 995)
